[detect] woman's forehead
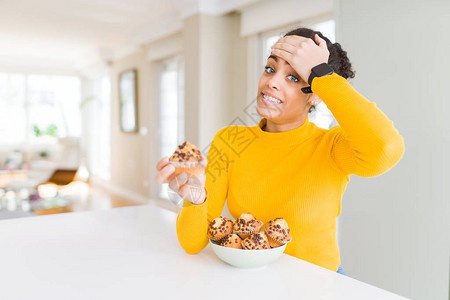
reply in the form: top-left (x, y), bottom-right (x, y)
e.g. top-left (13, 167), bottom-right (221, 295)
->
top-left (267, 55), bottom-right (296, 72)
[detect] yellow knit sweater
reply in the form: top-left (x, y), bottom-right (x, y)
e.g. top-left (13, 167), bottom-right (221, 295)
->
top-left (176, 73), bottom-right (405, 271)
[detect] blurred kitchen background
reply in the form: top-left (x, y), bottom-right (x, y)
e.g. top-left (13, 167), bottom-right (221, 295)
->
top-left (0, 0), bottom-right (448, 299)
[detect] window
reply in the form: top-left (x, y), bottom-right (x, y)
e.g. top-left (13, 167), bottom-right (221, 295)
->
top-left (28, 75), bottom-right (81, 142)
top-left (83, 76), bottom-right (111, 180)
top-left (0, 73), bottom-right (26, 145)
top-left (0, 72), bottom-right (81, 146)
top-left (259, 20), bottom-right (338, 129)
top-left (156, 55), bottom-right (184, 199)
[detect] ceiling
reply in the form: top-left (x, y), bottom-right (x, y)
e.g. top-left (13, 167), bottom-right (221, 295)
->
top-left (0, 0), bottom-right (261, 72)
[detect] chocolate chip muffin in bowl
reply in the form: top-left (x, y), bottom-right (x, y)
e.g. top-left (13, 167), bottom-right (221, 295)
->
top-left (208, 213), bottom-right (290, 268)
top-left (209, 234), bottom-right (287, 268)
top-left (207, 217), bottom-right (233, 242)
top-left (220, 233), bottom-right (243, 249)
top-left (264, 218), bottom-right (292, 248)
top-left (241, 232), bottom-right (270, 250)
top-left (232, 213), bottom-right (263, 239)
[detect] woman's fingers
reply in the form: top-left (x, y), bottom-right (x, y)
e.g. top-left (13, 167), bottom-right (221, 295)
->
top-left (277, 35), bottom-right (309, 46)
top-left (168, 172), bottom-right (188, 192)
top-left (270, 34), bottom-right (329, 83)
top-left (272, 41), bottom-right (297, 54)
top-left (193, 171), bottom-right (206, 187)
top-left (156, 157), bottom-right (169, 171)
top-left (271, 48), bottom-right (293, 64)
top-left (178, 176), bottom-right (206, 204)
top-left (155, 163), bottom-right (176, 184)
top-left (156, 155), bottom-right (207, 204)
top-left (315, 34), bottom-right (327, 50)
top-left (168, 171), bottom-right (206, 204)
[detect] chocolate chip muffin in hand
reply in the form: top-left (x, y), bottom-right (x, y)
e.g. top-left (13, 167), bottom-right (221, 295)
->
top-left (169, 141), bottom-right (204, 176)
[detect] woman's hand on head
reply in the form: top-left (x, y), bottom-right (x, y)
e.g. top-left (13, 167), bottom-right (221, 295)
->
top-left (271, 34), bottom-right (330, 84)
top-left (155, 156), bottom-right (207, 205)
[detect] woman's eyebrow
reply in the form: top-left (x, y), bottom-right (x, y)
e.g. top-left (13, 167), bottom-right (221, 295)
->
top-left (267, 55), bottom-right (300, 77)
top-left (268, 55), bottom-right (290, 66)
top-left (268, 55), bottom-right (278, 62)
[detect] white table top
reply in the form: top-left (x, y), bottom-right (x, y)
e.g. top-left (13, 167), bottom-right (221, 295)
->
top-left (0, 203), bottom-right (408, 300)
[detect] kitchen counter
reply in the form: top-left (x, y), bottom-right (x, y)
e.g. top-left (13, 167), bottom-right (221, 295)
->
top-left (0, 203), bottom-right (408, 300)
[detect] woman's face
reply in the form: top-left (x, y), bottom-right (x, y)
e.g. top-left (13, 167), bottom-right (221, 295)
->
top-left (256, 54), bottom-right (312, 124)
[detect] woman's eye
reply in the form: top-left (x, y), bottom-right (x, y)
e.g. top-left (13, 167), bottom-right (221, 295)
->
top-left (287, 75), bottom-right (299, 82)
top-left (264, 66), bottom-right (274, 74)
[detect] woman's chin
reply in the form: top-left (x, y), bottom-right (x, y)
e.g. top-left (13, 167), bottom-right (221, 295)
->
top-left (256, 105), bottom-right (281, 120)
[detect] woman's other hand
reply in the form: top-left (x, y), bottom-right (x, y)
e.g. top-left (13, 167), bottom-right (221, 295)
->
top-left (271, 34), bottom-right (330, 83)
top-left (155, 157), bottom-right (207, 205)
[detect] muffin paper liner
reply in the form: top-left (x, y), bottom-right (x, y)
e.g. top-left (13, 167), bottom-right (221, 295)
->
top-left (241, 240), bottom-right (250, 250)
top-left (169, 161), bottom-right (203, 176)
top-left (208, 229), bottom-right (232, 243)
top-left (168, 161), bottom-right (201, 168)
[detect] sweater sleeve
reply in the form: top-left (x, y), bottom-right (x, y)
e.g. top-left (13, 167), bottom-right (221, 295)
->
top-left (176, 128), bottom-right (230, 254)
top-left (312, 73), bottom-right (405, 177)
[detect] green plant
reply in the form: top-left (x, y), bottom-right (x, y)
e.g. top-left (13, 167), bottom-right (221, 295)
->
top-left (33, 125), bottom-right (42, 137)
top-left (33, 124), bottom-right (59, 138)
top-left (39, 151), bottom-right (49, 158)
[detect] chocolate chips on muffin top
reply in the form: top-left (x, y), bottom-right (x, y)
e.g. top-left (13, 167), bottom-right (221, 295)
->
top-left (265, 218), bottom-right (291, 243)
top-left (233, 213), bottom-right (262, 232)
top-left (208, 213), bottom-right (292, 250)
top-left (220, 233), bottom-right (243, 249)
top-left (169, 141), bottom-right (202, 162)
top-left (207, 217), bottom-right (233, 241)
top-left (264, 217), bottom-right (292, 248)
top-left (242, 232), bottom-right (270, 250)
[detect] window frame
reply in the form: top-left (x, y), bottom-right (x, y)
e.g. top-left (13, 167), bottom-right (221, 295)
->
top-left (154, 54), bottom-right (185, 200)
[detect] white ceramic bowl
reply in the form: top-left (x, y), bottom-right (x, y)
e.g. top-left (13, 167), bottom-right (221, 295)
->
top-left (209, 240), bottom-right (287, 268)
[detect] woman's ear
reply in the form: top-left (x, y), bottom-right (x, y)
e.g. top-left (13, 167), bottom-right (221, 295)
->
top-left (309, 94), bottom-right (322, 106)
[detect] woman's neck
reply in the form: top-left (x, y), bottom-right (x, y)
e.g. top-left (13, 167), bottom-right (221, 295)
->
top-left (263, 115), bottom-right (308, 133)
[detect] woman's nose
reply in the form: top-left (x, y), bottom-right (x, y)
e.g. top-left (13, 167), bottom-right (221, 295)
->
top-left (267, 74), bottom-right (281, 90)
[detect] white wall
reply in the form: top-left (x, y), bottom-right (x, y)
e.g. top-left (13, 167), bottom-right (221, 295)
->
top-left (336, 0), bottom-right (449, 299)
top-left (240, 0), bottom-right (333, 36)
top-left (183, 13), bottom-right (247, 149)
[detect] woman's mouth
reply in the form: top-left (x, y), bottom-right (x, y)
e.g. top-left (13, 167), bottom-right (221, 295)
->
top-left (261, 92), bottom-right (282, 105)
